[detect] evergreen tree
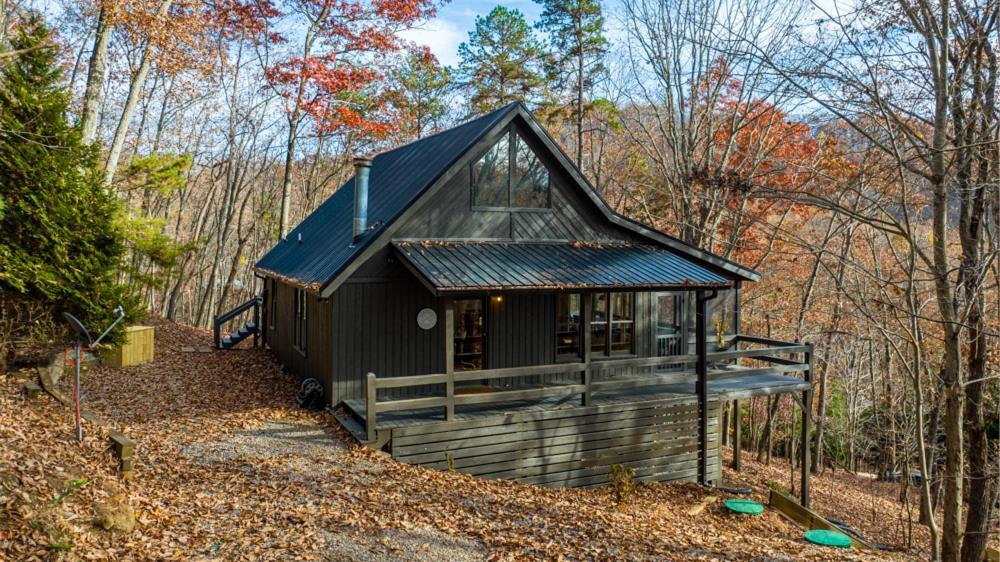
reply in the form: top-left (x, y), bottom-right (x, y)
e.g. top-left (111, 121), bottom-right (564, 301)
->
top-left (0, 16), bottom-right (139, 342)
top-left (388, 49), bottom-right (454, 139)
top-left (457, 6), bottom-right (548, 114)
top-left (535, 0), bottom-right (607, 166)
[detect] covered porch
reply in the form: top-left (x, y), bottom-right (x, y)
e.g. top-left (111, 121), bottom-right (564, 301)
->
top-left (337, 240), bottom-right (814, 504)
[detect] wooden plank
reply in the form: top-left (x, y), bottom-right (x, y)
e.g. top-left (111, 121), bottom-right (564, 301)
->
top-left (475, 438), bottom-right (718, 482)
top-left (391, 402), bottom-right (706, 451)
top-left (400, 419), bottom-right (715, 466)
top-left (454, 362), bottom-right (586, 383)
top-left (708, 364), bottom-right (808, 380)
top-left (768, 490), bottom-right (877, 551)
top-left (390, 394), bottom-right (702, 439)
top-left (393, 407), bottom-right (713, 459)
top-left (375, 373), bottom-right (448, 389)
top-left (590, 372), bottom-right (693, 392)
top-left (375, 396), bottom-right (449, 413)
top-left (392, 399), bottom-right (705, 448)
top-left (707, 345), bottom-right (810, 361)
top-left (453, 384), bottom-right (586, 406)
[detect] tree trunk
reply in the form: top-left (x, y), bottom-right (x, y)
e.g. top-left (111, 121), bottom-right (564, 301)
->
top-left (80, 6), bottom-right (111, 145)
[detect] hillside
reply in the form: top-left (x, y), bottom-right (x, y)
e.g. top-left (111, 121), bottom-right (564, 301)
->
top-left (1, 319), bottom-right (928, 560)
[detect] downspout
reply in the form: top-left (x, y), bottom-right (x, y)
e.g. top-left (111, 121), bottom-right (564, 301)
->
top-left (696, 289), bottom-right (719, 485)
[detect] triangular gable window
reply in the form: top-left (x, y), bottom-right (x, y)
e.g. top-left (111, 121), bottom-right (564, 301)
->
top-left (472, 129), bottom-right (550, 209)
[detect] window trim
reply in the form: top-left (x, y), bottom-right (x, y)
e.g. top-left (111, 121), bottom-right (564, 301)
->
top-left (293, 288), bottom-right (307, 356)
top-left (554, 293), bottom-right (582, 362)
top-left (470, 127), bottom-right (552, 212)
top-left (268, 278), bottom-right (277, 331)
top-left (590, 291), bottom-right (636, 358)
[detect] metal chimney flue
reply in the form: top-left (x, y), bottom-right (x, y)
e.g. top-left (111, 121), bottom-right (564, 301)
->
top-left (352, 155), bottom-right (373, 241)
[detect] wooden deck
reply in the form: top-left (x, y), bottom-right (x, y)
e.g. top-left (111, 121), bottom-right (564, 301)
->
top-left (341, 373), bottom-right (806, 430)
top-left (340, 388), bottom-right (723, 488)
top-left (333, 335), bottom-right (812, 490)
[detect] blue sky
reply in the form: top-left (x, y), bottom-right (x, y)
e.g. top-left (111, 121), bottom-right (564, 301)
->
top-left (401, 0), bottom-right (547, 67)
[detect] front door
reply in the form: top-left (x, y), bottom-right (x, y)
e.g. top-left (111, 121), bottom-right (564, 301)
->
top-left (453, 298), bottom-right (485, 372)
top-left (655, 292), bottom-right (683, 367)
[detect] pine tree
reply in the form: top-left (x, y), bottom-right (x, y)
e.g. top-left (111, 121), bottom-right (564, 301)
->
top-left (535, 0), bottom-right (607, 166)
top-left (0, 15), bottom-right (139, 342)
top-left (388, 49), bottom-right (453, 139)
top-left (457, 6), bottom-right (548, 114)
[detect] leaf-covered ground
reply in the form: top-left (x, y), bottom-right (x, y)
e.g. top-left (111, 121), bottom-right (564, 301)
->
top-left (1, 318), bottom-right (927, 560)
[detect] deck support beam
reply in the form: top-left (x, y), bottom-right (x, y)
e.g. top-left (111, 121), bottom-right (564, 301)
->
top-left (581, 293), bottom-right (592, 406)
top-left (800, 344), bottom-right (813, 508)
top-left (444, 298), bottom-right (455, 421)
top-left (732, 399), bottom-right (741, 470)
top-left (695, 289), bottom-right (717, 485)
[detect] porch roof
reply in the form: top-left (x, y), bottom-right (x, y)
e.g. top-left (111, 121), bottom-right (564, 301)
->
top-left (393, 240), bottom-right (734, 294)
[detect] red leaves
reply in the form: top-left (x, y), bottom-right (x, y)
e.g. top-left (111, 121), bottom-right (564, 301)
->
top-left (264, 0), bottom-right (436, 137)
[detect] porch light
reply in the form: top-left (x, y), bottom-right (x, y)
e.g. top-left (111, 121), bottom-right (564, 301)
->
top-left (492, 295), bottom-right (503, 304)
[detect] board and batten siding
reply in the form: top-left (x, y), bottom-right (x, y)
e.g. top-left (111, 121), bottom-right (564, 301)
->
top-left (330, 264), bottom-right (446, 404)
top-left (265, 281), bottom-right (333, 399)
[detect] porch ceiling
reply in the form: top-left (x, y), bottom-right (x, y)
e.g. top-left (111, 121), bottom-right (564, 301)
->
top-left (393, 240), bottom-right (735, 294)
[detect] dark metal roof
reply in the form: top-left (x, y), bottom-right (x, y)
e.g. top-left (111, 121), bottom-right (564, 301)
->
top-left (393, 241), bottom-right (733, 294)
top-left (254, 103), bottom-right (519, 290)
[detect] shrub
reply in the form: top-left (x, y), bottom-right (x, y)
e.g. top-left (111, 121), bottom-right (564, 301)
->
top-left (608, 464), bottom-right (636, 506)
top-left (0, 16), bottom-right (140, 349)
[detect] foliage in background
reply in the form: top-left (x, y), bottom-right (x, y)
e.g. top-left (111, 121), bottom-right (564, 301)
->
top-left (458, 6), bottom-right (549, 114)
top-left (0, 16), bottom-right (140, 349)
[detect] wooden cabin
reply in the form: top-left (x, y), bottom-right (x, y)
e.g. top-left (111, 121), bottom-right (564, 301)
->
top-left (240, 102), bottom-right (813, 501)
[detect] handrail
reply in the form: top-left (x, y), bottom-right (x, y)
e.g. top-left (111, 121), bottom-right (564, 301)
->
top-left (362, 334), bottom-right (812, 440)
top-left (213, 296), bottom-right (262, 349)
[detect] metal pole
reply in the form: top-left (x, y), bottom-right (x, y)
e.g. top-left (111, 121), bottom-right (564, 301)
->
top-left (74, 339), bottom-right (83, 442)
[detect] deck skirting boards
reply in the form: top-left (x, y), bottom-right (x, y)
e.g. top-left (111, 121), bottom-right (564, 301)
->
top-left (344, 396), bottom-right (722, 488)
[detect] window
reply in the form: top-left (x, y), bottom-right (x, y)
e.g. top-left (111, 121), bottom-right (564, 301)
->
top-left (512, 135), bottom-right (548, 207)
top-left (556, 293), bottom-right (581, 359)
top-left (268, 279), bottom-right (277, 330)
top-left (293, 288), bottom-right (307, 355)
top-left (655, 292), bottom-right (682, 358)
top-left (591, 292), bottom-right (634, 356)
top-left (453, 299), bottom-right (485, 371)
top-left (472, 134), bottom-right (509, 207)
top-left (471, 129), bottom-right (549, 209)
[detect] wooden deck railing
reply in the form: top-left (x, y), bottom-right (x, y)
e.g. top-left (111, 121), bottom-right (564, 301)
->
top-left (362, 334), bottom-right (812, 440)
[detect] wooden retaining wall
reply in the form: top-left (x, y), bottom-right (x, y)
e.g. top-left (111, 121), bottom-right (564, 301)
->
top-left (388, 396), bottom-right (721, 488)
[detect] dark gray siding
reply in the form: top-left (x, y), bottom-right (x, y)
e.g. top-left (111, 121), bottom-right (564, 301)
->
top-left (394, 120), bottom-right (634, 243)
top-left (265, 281), bottom-right (333, 398)
top-left (330, 263), bottom-right (446, 404)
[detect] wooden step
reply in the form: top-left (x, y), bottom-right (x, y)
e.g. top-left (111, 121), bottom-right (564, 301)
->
top-left (333, 411), bottom-right (370, 444)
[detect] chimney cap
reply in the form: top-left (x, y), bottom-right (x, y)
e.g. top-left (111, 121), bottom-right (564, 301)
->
top-left (353, 154), bottom-right (374, 167)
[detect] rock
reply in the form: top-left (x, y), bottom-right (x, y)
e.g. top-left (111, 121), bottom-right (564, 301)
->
top-left (93, 500), bottom-right (136, 533)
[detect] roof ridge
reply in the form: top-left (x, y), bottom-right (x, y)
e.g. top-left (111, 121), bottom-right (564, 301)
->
top-left (368, 102), bottom-right (518, 161)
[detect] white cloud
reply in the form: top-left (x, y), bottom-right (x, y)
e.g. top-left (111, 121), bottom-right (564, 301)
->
top-left (400, 18), bottom-right (466, 67)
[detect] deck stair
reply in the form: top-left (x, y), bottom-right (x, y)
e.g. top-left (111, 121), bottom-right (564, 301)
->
top-left (214, 297), bottom-right (262, 350)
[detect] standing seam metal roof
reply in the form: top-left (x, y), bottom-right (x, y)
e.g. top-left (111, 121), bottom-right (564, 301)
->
top-left (393, 241), bottom-right (733, 293)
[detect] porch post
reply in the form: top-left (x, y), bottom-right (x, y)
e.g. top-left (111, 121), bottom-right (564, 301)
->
top-left (444, 298), bottom-right (455, 421)
top-left (801, 343), bottom-right (814, 507)
top-left (695, 290), bottom-right (709, 485)
top-left (732, 399), bottom-right (742, 470)
top-left (581, 293), bottom-right (592, 406)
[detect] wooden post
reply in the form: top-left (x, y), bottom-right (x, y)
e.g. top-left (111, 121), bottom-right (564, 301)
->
top-left (801, 344), bottom-right (814, 507)
top-left (252, 298), bottom-right (260, 349)
top-left (733, 399), bottom-right (742, 470)
top-left (213, 315), bottom-right (221, 349)
top-left (444, 298), bottom-right (455, 420)
top-left (581, 292), bottom-right (592, 406)
top-left (365, 372), bottom-right (377, 443)
top-left (696, 290), bottom-right (709, 485)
